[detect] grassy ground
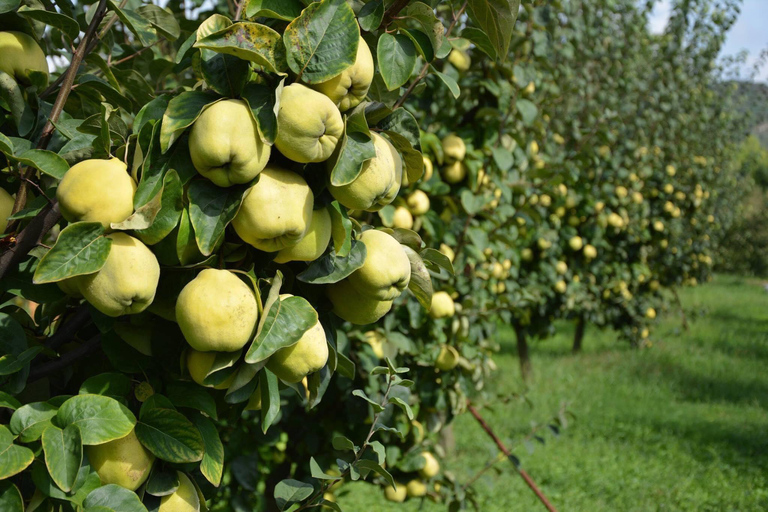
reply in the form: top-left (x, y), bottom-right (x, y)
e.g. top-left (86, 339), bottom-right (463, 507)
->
top-left (337, 275), bottom-right (768, 511)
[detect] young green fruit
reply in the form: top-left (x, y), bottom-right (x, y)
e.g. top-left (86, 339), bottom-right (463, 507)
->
top-left (189, 99), bottom-right (270, 187)
top-left (232, 166), bottom-right (314, 252)
top-left (275, 83), bottom-right (343, 163)
top-left (86, 429), bottom-right (154, 491)
top-left (429, 291), bottom-right (455, 319)
top-left (407, 190), bottom-right (430, 216)
top-left (159, 472), bottom-right (199, 512)
top-left (441, 134), bottom-right (466, 162)
top-left (448, 49), bottom-right (471, 71)
top-left (583, 244), bottom-right (597, 259)
top-left (328, 133), bottom-right (402, 212)
top-left (435, 344), bottom-right (460, 371)
top-left (569, 236), bottom-right (583, 251)
top-left (326, 279), bottom-right (393, 325)
top-left (274, 208), bottom-right (332, 263)
top-left (78, 233), bottom-right (160, 317)
top-left (0, 187), bottom-right (13, 232)
top-left (56, 158), bottom-right (136, 228)
top-left (0, 31), bottom-right (48, 85)
top-left (441, 161), bottom-right (467, 184)
top-left (266, 295), bottom-right (328, 383)
top-left (310, 36), bottom-right (374, 111)
top-left (392, 206), bottom-right (414, 230)
top-left (176, 269), bottom-right (258, 352)
top-left (406, 479), bottom-right (428, 497)
top-left (346, 230), bottom-right (411, 301)
top-left (384, 483), bottom-right (407, 503)
top-left (419, 452), bottom-right (440, 478)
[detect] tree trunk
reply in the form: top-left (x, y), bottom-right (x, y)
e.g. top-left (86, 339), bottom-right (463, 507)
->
top-left (514, 325), bottom-right (532, 381)
top-left (572, 316), bottom-right (586, 354)
top-left (672, 287), bottom-right (689, 331)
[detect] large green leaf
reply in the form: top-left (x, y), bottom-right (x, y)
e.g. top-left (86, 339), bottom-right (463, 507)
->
top-left (329, 106), bottom-right (376, 187)
top-left (461, 27), bottom-right (498, 60)
top-left (11, 149), bottom-right (70, 179)
top-left (134, 408), bottom-right (204, 463)
top-left (0, 0), bottom-right (20, 14)
top-left (245, 0), bottom-right (302, 21)
top-left (33, 222), bottom-right (112, 284)
top-left (9, 402), bottom-right (58, 443)
top-left (396, 2), bottom-right (444, 57)
top-left (136, 4), bottom-right (180, 41)
top-left (17, 6), bottom-right (80, 41)
top-left (190, 413), bottom-right (224, 486)
top-left (283, 0), bottom-right (359, 83)
top-left (297, 238), bottom-right (366, 284)
top-left (328, 201), bottom-right (352, 257)
top-left (57, 395), bottom-right (136, 445)
top-left (78, 373), bottom-right (132, 398)
top-left (274, 479), bottom-right (313, 511)
top-left (0, 482), bottom-right (23, 511)
top-left (42, 424), bottom-right (83, 492)
top-left (194, 22), bottom-right (286, 73)
top-left (83, 484), bottom-right (149, 512)
top-left (0, 71), bottom-right (34, 136)
top-left (134, 169), bottom-right (184, 245)
top-left (260, 368), bottom-right (280, 433)
top-left (0, 425), bottom-right (34, 480)
top-left (165, 382), bottom-right (218, 420)
top-left (106, 0), bottom-right (158, 46)
top-left (377, 33), bottom-right (417, 91)
top-left (403, 245), bottom-right (432, 309)
top-left (0, 313), bottom-right (27, 377)
top-left (187, 179), bottom-right (248, 256)
top-left (245, 295), bottom-right (318, 364)
top-left (466, 0), bottom-right (520, 61)
top-left (160, 91), bottom-right (221, 153)
top-left (241, 82), bottom-right (280, 144)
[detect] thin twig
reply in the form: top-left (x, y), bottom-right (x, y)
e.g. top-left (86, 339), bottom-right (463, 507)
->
top-left (28, 335), bottom-right (101, 382)
top-left (467, 402), bottom-right (558, 512)
top-left (234, 0), bottom-right (245, 21)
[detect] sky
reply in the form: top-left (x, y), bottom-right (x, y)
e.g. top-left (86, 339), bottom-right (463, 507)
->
top-left (649, 0), bottom-right (768, 82)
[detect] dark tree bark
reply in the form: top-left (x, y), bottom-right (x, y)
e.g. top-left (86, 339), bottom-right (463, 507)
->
top-left (572, 315), bottom-right (586, 354)
top-left (514, 324), bottom-right (532, 381)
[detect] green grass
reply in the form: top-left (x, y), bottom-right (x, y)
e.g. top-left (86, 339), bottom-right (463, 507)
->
top-left (337, 275), bottom-right (768, 511)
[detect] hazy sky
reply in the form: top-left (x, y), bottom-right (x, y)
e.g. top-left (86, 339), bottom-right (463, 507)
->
top-left (650, 0), bottom-right (768, 82)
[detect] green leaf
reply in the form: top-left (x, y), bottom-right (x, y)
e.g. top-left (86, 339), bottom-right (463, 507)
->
top-left (283, 0), bottom-right (359, 84)
top-left (9, 402), bottom-right (58, 443)
top-left (461, 27), bottom-right (497, 60)
top-left (377, 33), bottom-right (417, 91)
top-left (42, 424), bottom-right (83, 492)
top-left (384, 130), bottom-right (423, 184)
top-left (83, 484), bottom-right (149, 512)
top-left (134, 95), bottom-right (170, 135)
top-left (388, 397), bottom-right (414, 420)
top-left (358, 0), bottom-right (384, 32)
top-left (332, 435), bottom-right (356, 451)
top-left (516, 98), bottom-right (538, 126)
top-left (224, 363), bottom-right (260, 405)
top-left (0, 313), bottom-right (27, 377)
top-left (461, 189), bottom-right (486, 215)
top-left (17, 6), bottom-right (80, 41)
top-left (0, 425), bottom-right (34, 480)
top-left (107, 0), bottom-right (158, 46)
top-left (466, 0), bottom-right (520, 61)
top-left (245, 295), bottom-right (318, 364)
top-left (274, 479), bottom-right (313, 511)
top-left (0, 71), bottom-right (34, 136)
top-left (245, 0), bottom-right (302, 21)
top-left (134, 169), bottom-right (184, 245)
top-left (241, 82), bottom-right (279, 144)
top-left (356, 459), bottom-right (395, 488)
top-left (110, 184), bottom-right (163, 231)
top-left (0, 482), bottom-right (23, 511)
top-left (160, 92), bottom-right (221, 153)
top-left (398, 2), bottom-right (444, 56)
top-left (136, 4), bottom-right (180, 41)
top-left (352, 389), bottom-right (385, 412)
top-left (187, 179), bottom-right (247, 256)
top-left (57, 394), bottom-right (136, 445)
top-left (297, 238), bottom-right (366, 284)
top-left (328, 201), bottom-right (352, 257)
top-left (431, 67), bottom-right (460, 98)
top-left (420, 247), bottom-right (455, 275)
top-left (33, 222), bottom-right (111, 284)
top-left (134, 408), bottom-right (204, 463)
top-left (374, 108), bottom-right (420, 149)
top-left (0, 0), bottom-right (20, 14)
top-left (194, 22), bottom-right (286, 74)
top-left (13, 148), bottom-right (71, 179)
top-left (400, 28), bottom-right (434, 62)
top-left (165, 382), bottom-right (218, 420)
top-left (310, 457), bottom-right (342, 480)
top-left (78, 373), bottom-right (131, 398)
top-left (330, 107), bottom-right (376, 187)
top-left (403, 245), bottom-right (432, 309)
top-left (260, 368), bottom-right (280, 433)
top-left (0, 392), bottom-right (21, 411)
top-left (145, 468), bottom-right (179, 496)
top-left (190, 413), bottom-right (224, 487)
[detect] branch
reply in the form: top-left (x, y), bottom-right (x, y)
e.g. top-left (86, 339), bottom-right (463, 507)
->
top-left (45, 305), bottom-right (91, 351)
top-left (392, 1), bottom-right (468, 110)
top-left (467, 402), bottom-right (558, 512)
top-left (28, 335), bottom-right (101, 383)
top-left (0, 202), bottom-right (62, 280)
top-left (378, 0), bottom-right (411, 29)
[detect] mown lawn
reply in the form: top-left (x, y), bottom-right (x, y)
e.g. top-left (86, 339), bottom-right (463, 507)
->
top-left (337, 275), bottom-right (768, 511)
